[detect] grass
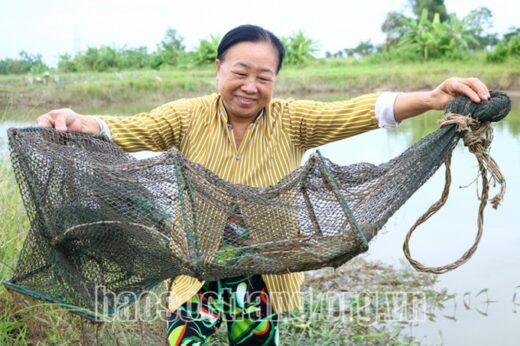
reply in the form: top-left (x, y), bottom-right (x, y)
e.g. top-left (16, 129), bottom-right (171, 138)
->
top-left (1, 56), bottom-right (519, 121)
top-left (0, 158), bottom-right (28, 345)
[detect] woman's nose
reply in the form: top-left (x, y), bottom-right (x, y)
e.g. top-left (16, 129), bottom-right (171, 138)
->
top-left (241, 78), bottom-right (258, 93)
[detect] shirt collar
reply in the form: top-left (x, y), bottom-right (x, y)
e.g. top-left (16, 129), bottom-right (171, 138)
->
top-left (217, 95), bottom-right (266, 126)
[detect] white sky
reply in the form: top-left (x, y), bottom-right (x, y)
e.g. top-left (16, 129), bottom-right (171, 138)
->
top-left (1, 0), bottom-right (518, 66)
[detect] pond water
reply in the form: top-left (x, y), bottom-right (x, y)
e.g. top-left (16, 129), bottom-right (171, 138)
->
top-left (1, 94), bottom-right (519, 345)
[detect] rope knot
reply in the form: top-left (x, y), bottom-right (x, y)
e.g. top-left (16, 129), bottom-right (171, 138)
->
top-left (438, 112), bottom-right (505, 209)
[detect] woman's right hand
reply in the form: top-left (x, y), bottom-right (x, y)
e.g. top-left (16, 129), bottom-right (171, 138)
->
top-left (37, 108), bottom-right (100, 134)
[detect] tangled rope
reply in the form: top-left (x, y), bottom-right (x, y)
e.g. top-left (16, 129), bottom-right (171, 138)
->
top-left (403, 92), bottom-right (509, 274)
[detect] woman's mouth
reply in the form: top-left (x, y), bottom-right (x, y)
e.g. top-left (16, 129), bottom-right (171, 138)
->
top-left (235, 95), bottom-right (257, 106)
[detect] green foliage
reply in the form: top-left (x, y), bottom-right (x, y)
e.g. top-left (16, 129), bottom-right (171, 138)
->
top-left (0, 298), bottom-right (29, 346)
top-left (151, 28), bottom-right (186, 68)
top-left (0, 51), bottom-right (48, 75)
top-left (85, 46), bottom-right (118, 71)
top-left (343, 40), bottom-right (376, 58)
top-left (366, 48), bottom-right (420, 63)
top-left (0, 161), bottom-right (27, 279)
top-left (326, 40), bottom-right (377, 59)
top-left (394, 9), bottom-right (480, 61)
top-left (486, 41), bottom-right (508, 62)
top-left (58, 46), bottom-right (152, 72)
top-left (118, 46), bottom-right (151, 69)
top-left (282, 31), bottom-right (318, 65)
top-left (379, 5), bottom-right (498, 62)
top-left (58, 53), bottom-right (80, 72)
top-left (2, 14), bottom-right (516, 74)
top-left (409, 0), bottom-right (449, 22)
top-left (464, 7), bottom-right (497, 48)
top-left (57, 28), bottom-right (186, 72)
top-left (381, 11), bottom-right (409, 48)
top-left (508, 34), bottom-right (520, 56)
top-left (486, 28), bottom-right (520, 62)
top-left (504, 27), bottom-right (520, 42)
top-left (192, 35), bottom-right (220, 66)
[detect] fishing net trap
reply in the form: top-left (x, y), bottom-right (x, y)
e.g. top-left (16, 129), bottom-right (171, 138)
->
top-left (2, 91), bottom-right (511, 319)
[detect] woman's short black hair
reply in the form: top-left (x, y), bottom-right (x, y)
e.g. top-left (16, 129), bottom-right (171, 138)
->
top-left (217, 24), bottom-right (285, 74)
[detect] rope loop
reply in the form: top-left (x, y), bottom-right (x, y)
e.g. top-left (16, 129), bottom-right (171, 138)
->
top-left (404, 112), bottom-right (506, 274)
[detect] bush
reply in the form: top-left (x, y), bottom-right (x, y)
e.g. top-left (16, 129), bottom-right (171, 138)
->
top-left (0, 51), bottom-right (48, 75)
top-left (486, 33), bottom-right (520, 63)
top-left (193, 35), bottom-right (220, 66)
top-left (366, 48), bottom-right (419, 63)
top-left (508, 34), bottom-right (520, 56)
top-left (282, 31), bottom-right (319, 65)
top-left (486, 41), bottom-right (508, 62)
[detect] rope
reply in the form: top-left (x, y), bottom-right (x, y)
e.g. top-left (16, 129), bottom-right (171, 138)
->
top-left (403, 113), bottom-right (506, 274)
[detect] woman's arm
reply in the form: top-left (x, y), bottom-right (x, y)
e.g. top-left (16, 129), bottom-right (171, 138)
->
top-left (394, 77), bottom-right (491, 122)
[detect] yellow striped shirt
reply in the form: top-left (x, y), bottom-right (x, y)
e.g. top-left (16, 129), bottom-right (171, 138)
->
top-left (101, 92), bottom-right (379, 313)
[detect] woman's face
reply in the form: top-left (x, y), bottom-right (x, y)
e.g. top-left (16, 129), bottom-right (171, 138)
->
top-left (216, 40), bottom-right (278, 123)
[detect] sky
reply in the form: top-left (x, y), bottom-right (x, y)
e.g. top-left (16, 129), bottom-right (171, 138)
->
top-left (1, 0), bottom-right (518, 67)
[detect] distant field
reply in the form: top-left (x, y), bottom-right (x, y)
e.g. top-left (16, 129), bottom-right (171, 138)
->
top-left (1, 58), bottom-right (519, 120)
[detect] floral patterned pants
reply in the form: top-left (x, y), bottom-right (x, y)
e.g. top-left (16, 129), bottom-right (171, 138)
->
top-left (167, 275), bottom-right (279, 345)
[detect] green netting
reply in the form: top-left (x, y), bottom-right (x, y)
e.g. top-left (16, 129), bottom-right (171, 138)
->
top-left (3, 92), bottom-right (511, 319)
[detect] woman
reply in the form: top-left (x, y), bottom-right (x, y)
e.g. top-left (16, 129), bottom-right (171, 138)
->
top-left (38, 24), bottom-right (490, 346)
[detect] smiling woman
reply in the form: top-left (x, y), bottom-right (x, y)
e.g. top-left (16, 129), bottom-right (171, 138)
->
top-left (214, 25), bottom-right (284, 148)
top-left (216, 42), bottom-right (277, 124)
top-left (33, 23), bottom-right (495, 346)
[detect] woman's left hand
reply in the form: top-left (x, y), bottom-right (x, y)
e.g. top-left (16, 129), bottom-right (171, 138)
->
top-left (429, 77), bottom-right (491, 110)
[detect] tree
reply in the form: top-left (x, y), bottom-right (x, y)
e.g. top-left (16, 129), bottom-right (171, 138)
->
top-left (193, 35), bottom-right (220, 65)
top-left (397, 9), bottom-right (479, 60)
top-left (464, 7), bottom-right (497, 48)
top-left (118, 46), bottom-right (150, 69)
top-left (444, 14), bottom-right (480, 54)
top-left (58, 53), bottom-right (80, 72)
top-left (0, 51), bottom-right (48, 74)
top-left (381, 11), bottom-right (409, 48)
top-left (344, 40), bottom-right (376, 58)
top-left (503, 27), bottom-right (520, 42)
top-left (152, 28), bottom-right (186, 68)
top-left (487, 27), bottom-right (520, 62)
top-left (381, 11), bottom-right (407, 47)
top-left (281, 31), bottom-right (318, 65)
top-left (398, 10), bottom-right (441, 60)
top-left (408, 0), bottom-right (449, 22)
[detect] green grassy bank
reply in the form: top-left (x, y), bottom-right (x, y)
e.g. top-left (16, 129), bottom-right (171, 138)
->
top-left (1, 58), bottom-right (519, 121)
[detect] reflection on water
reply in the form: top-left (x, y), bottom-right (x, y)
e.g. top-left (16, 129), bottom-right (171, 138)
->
top-left (1, 95), bottom-right (519, 345)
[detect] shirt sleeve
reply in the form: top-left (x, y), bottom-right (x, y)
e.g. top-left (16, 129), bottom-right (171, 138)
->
top-left (282, 93), bottom-right (380, 150)
top-left (97, 99), bottom-right (193, 152)
top-left (93, 117), bottom-right (112, 139)
top-left (375, 92), bottom-right (399, 128)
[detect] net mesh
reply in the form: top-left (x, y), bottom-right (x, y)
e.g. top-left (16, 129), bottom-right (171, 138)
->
top-left (3, 91), bottom-right (511, 318)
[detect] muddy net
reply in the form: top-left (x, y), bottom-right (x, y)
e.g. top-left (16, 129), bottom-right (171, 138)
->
top-left (3, 92), bottom-right (510, 319)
